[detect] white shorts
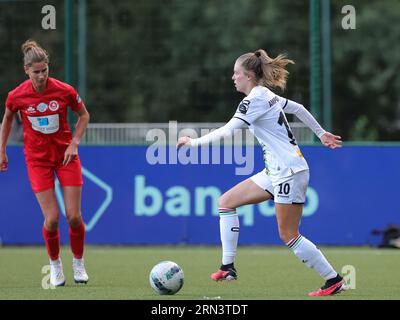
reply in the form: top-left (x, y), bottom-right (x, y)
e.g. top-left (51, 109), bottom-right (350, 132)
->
top-left (250, 169), bottom-right (309, 204)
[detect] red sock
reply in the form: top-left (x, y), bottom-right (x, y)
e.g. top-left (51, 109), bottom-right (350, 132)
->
top-left (42, 227), bottom-right (60, 261)
top-left (70, 221), bottom-right (85, 259)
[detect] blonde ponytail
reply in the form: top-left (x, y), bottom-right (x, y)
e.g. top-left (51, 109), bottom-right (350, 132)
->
top-left (237, 49), bottom-right (294, 91)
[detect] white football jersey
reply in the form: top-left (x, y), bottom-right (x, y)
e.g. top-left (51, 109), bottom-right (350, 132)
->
top-left (233, 86), bottom-right (309, 182)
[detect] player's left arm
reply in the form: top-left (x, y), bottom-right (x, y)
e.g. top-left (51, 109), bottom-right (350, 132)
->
top-left (63, 104), bottom-right (90, 166)
top-left (282, 98), bottom-right (342, 149)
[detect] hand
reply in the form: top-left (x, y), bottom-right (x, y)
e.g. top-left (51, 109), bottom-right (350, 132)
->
top-left (63, 142), bottom-right (78, 166)
top-left (320, 132), bottom-right (342, 149)
top-left (0, 152), bottom-right (8, 172)
top-left (176, 136), bottom-right (192, 149)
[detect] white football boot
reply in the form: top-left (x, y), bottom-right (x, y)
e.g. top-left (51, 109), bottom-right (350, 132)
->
top-left (72, 258), bottom-right (89, 284)
top-left (50, 258), bottom-right (66, 287)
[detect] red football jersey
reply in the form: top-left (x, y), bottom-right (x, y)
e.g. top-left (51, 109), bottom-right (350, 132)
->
top-left (6, 77), bottom-right (84, 164)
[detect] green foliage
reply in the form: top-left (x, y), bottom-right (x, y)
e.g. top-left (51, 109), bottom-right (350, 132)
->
top-left (331, 0), bottom-right (400, 140)
top-left (0, 0), bottom-right (399, 140)
top-left (349, 115), bottom-right (379, 141)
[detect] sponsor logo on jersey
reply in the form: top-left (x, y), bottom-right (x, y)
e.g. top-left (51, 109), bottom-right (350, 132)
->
top-left (77, 94), bottom-right (82, 104)
top-left (28, 114), bottom-right (59, 134)
top-left (49, 100), bottom-right (59, 112)
top-left (238, 99), bottom-right (250, 114)
top-left (27, 106), bottom-right (36, 114)
top-left (37, 102), bottom-right (48, 113)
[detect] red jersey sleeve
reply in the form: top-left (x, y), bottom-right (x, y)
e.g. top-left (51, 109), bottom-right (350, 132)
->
top-left (68, 86), bottom-right (84, 112)
top-left (5, 92), bottom-right (17, 113)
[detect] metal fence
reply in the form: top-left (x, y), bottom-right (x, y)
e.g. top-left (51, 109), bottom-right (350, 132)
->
top-left (5, 121), bottom-right (314, 145)
top-left (82, 122), bottom-right (314, 145)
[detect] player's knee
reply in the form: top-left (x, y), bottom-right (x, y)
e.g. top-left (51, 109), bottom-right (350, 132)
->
top-left (218, 196), bottom-right (234, 210)
top-left (44, 218), bottom-right (59, 231)
top-left (278, 229), bottom-right (298, 244)
top-left (67, 215), bottom-right (82, 228)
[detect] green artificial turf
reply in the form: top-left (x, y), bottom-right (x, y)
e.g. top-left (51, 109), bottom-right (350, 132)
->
top-left (0, 246), bottom-right (399, 300)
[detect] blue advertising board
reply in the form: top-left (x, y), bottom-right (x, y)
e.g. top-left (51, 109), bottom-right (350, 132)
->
top-left (0, 145), bottom-right (398, 245)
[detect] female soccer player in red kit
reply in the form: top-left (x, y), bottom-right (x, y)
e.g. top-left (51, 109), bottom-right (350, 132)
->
top-left (0, 40), bottom-right (90, 287)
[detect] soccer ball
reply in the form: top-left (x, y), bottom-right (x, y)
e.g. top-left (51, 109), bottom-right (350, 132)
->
top-left (149, 261), bottom-right (184, 295)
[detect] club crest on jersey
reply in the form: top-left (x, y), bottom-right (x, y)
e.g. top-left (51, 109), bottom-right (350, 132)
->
top-left (37, 103), bottom-right (48, 113)
top-left (238, 99), bottom-right (250, 114)
top-left (49, 100), bottom-right (60, 111)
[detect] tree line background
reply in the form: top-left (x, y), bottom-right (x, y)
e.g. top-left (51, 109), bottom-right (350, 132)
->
top-left (0, 0), bottom-right (399, 141)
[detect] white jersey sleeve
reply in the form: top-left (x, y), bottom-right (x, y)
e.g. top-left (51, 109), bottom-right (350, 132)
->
top-left (233, 96), bottom-right (267, 126)
top-left (281, 99), bottom-right (326, 138)
top-left (191, 117), bottom-right (247, 147)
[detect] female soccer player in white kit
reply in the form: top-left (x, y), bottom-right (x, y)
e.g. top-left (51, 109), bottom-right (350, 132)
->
top-left (177, 49), bottom-right (346, 296)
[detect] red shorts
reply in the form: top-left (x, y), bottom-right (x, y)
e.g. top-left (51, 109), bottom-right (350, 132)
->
top-left (26, 156), bottom-right (83, 193)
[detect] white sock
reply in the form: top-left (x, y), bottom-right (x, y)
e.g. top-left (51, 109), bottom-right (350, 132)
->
top-left (287, 234), bottom-right (337, 280)
top-left (50, 258), bottom-right (62, 265)
top-left (219, 208), bottom-right (239, 265)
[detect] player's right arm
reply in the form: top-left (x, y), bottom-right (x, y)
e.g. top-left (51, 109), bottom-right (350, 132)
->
top-left (0, 108), bottom-right (15, 172)
top-left (176, 117), bottom-right (246, 148)
top-left (177, 96), bottom-right (265, 148)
